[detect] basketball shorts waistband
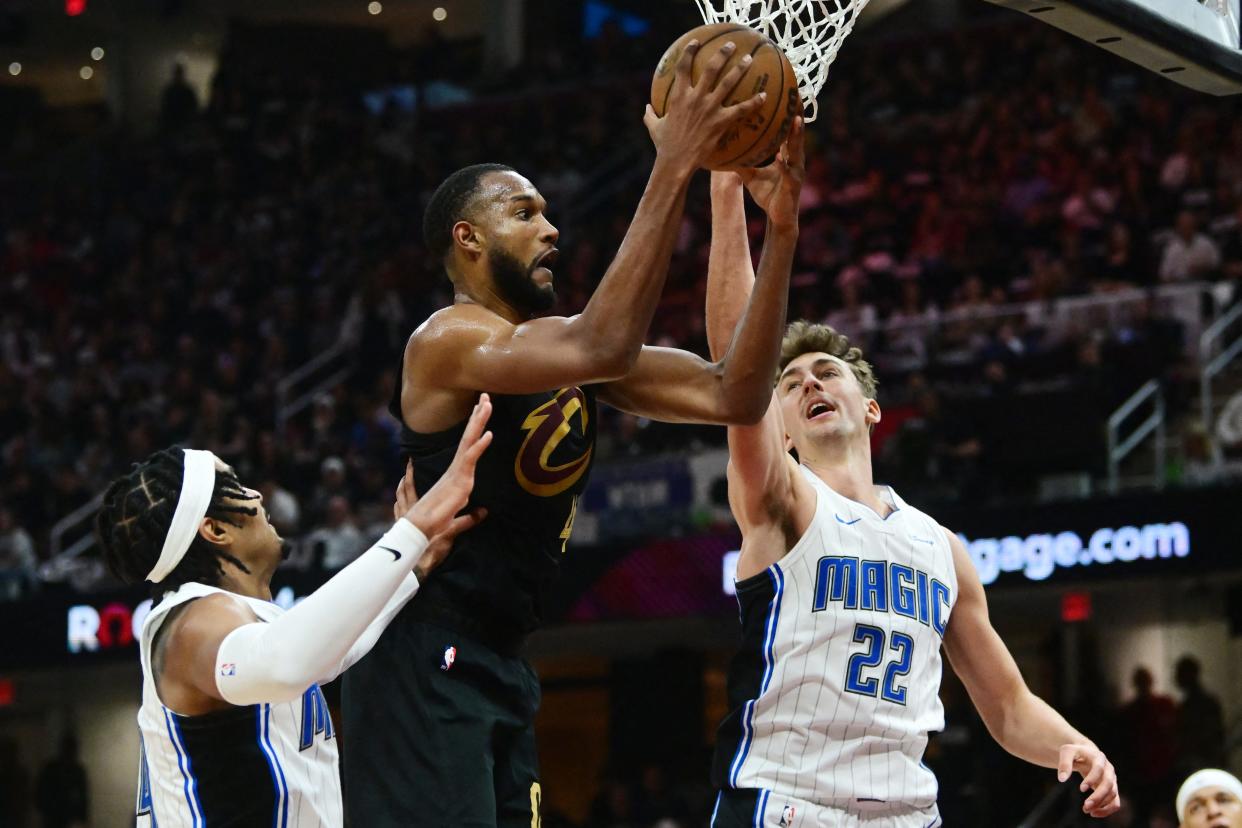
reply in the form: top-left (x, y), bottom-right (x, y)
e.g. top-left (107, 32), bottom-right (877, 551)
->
top-left (713, 787), bottom-right (941, 828)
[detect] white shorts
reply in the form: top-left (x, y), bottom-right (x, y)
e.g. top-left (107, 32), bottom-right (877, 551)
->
top-left (712, 788), bottom-right (941, 828)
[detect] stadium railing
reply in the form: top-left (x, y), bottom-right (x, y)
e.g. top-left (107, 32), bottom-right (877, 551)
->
top-left (1106, 378), bottom-right (1166, 494)
top-left (1200, 299), bottom-right (1242, 436)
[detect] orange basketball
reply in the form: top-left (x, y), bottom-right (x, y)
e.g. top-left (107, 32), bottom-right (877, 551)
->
top-left (651, 22), bottom-right (801, 170)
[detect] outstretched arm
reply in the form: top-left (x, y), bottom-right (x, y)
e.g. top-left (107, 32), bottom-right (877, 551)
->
top-left (166, 398), bottom-right (493, 706)
top-left (701, 150), bottom-right (814, 576)
top-left (942, 528), bottom-right (1120, 818)
top-left (316, 459), bottom-right (485, 682)
top-left (599, 119), bottom-right (805, 427)
top-left (414, 43), bottom-right (769, 396)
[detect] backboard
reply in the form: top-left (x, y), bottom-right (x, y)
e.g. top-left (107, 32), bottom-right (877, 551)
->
top-left (983, 0), bottom-right (1242, 94)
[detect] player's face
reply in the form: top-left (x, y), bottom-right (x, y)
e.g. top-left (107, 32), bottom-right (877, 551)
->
top-left (212, 459), bottom-right (285, 563)
top-left (1182, 786), bottom-right (1242, 828)
top-left (477, 171), bottom-right (559, 318)
top-left (776, 352), bottom-right (879, 454)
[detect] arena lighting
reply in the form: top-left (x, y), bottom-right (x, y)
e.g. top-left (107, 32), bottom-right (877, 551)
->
top-left (90, 46), bottom-right (104, 61)
top-left (7, 62), bottom-right (19, 76)
top-left (65, 0), bottom-right (87, 16)
top-left (368, 1), bottom-right (382, 14)
top-left (433, 6), bottom-right (448, 21)
top-left (1061, 591), bottom-right (1092, 623)
top-left (79, 65), bottom-right (93, 80)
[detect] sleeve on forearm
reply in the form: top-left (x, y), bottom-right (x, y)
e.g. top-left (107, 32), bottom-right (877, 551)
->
top-left (317, 571), bottom-right (420, 684)
top-left (214, 519), bottom-right (427, 705)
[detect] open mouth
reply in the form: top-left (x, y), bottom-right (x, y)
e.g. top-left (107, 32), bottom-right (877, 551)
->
top-left (805, 400), bottom-right (837, 421)
top-left (535, 248), bottom-right (559, 271)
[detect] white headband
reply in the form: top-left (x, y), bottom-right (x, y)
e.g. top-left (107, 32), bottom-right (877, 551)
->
top-left (146, 449), bottom-right (218, 583)
top-left (1177, 769), bottom-right (1242, 821)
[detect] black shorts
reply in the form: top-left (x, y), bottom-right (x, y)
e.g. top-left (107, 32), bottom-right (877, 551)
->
top-left (341, 619), bottom-right (542, 827)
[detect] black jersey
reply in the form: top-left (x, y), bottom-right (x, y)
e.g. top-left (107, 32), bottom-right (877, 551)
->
top-left (390, 374), bottom-right (597, 647)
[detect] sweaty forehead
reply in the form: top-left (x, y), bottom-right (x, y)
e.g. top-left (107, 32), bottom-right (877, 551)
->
top-left (477, 171), bottom-right (539, 207)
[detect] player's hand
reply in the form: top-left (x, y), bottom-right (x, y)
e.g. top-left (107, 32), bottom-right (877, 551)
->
top-left (644, 40), bottom-right (768, 173)
top-left (1057, 743), bottom-right (1120, 818)
top-left (737, 116), bottom-right (805, 230)
top-left (397, 394), bottom-right (492, 574)
top-left (392, 459), bottom-right (486, 580)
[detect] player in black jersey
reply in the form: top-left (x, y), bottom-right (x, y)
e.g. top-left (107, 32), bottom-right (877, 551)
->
top-left (342, 42), bottom-right (805, 827)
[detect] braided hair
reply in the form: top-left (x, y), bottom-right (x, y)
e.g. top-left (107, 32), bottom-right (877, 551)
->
top-left (96, 447), bottom-right (262, 600)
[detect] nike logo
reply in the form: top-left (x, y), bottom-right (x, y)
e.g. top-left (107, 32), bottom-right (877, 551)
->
top-left (835, 514), bottom-right (862, 526)
top-left (911, 536), bottom-right (935, 545)
top-left (379, 545), bottom-right (402, 561)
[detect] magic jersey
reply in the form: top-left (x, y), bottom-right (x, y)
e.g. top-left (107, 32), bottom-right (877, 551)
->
top-left (134, 583), bottom-right (342, 827)
top-left (712, 466), bottom-right (958, 818)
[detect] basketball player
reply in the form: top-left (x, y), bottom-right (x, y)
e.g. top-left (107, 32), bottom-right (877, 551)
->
top-left (1177, 769), bottom-right (1242, 828)
top-left (342, 47), bottom-right (804, 828)
top-left (96, 397), bottom-right (494, 826)
top-left (702, 170), bottom-right (1121, 827)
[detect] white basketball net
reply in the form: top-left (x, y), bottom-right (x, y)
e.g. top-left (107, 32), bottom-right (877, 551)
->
top-left (694, 0), bottom-right (871, 121)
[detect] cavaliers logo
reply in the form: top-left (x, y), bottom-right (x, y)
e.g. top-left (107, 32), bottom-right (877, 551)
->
top-left (515, 387), bottom-right (593, 497)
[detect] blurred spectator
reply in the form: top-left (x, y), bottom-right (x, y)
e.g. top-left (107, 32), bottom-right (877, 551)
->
top-left (1160, 212), bottom-right (1221, 282)
top-left (1219, 391), bottom-right (1242, 459)
top-left (1212, 200), bottom-right (1242, 282)
top-left (1118, 667), bottom-right (1178, 823)
top-left (311, 456), bottom-right (350, 525)
top-left (159, 63), bottom-right (199, 132)
top-left (35, 734), bottom-right (88, 828)
top-left (0, 505), bottom-right (38, 600)
top-left (258, 477), bottom-right (301, 537)
top-left (1174, 656), bottom-right (1226, 771)
top-left (304, 495), bottom-right (364, 571)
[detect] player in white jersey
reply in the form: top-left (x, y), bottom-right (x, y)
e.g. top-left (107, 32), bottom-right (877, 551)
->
top-left (702, 169), bottom-right (1121, 827)
top-left (94, 396), bottom-right (494, 827)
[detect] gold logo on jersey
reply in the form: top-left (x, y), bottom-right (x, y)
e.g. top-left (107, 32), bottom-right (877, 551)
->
top-left (514, 387), bottom-right (593, 497)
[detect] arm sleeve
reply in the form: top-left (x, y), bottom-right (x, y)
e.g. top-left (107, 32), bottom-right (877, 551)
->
top-left (214, 519), bottom-right (427, 705)
top-left (316, 570), bottom-right (420, 684)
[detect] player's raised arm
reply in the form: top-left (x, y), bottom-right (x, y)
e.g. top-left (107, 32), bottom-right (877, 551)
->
top-left (597, 118), bottom-right (805, 427)
top-left (170, 397), bottom-right (493, 705)
top-left (941, 528), bottom-right (1121, 819)
top-left (410, 42), bottom-right (768, 397)
top-left (694, 153), bottom-right (810, 551)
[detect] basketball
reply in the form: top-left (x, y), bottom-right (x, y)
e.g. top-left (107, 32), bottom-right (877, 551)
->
top-left (650, 22), bottom-right (801, 170)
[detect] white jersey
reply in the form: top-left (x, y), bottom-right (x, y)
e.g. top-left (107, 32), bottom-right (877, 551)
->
top-left (713, 466), bottom-right (958, 822)
top-left (134, 583), bottom-right (342, 827)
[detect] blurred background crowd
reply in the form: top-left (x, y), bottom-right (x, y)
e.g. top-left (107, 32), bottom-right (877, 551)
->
top-left (4, 10), bottom-right (1242, 592)
top-left (3, 1), bottom-right (1242, 825)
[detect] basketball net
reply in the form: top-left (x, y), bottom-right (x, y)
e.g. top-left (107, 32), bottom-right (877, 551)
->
top-left (694, 0), bottom-right (871, 121)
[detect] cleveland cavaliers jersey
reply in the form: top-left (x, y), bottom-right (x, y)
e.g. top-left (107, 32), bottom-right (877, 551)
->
top-left (712, 466), bottom-right (958, 818)
top-left (134, 583), bottom-right (342, 827)
top-left (388, 376), bottom-right (597, 639)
